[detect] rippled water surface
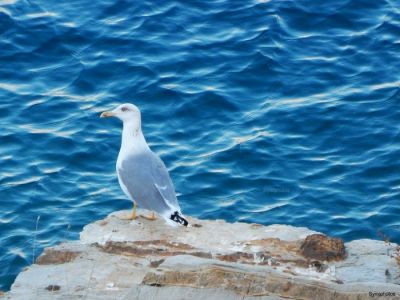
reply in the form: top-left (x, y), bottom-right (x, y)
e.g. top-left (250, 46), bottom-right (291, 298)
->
top-left (1, 0), bottom-right (400, 290)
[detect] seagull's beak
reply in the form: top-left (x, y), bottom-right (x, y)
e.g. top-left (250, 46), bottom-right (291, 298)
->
top-left (100, 111), bottom-right (115, 118)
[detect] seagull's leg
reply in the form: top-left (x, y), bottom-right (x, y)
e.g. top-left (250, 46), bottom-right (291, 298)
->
top-left (119, 202), bottom-right (138, 220)
top-left (131, 202), bottom-right (137, 220)
top-left (149, 211), bottom-right (156, 220)
top-left (142, 211), bottom-right (157, 221)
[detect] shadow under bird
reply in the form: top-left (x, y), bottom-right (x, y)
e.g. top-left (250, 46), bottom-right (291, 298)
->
top-left (100, 103), bottom-right (188, 226)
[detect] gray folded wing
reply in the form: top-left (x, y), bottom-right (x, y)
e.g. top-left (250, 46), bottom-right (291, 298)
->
top-left (117, 150), bottom-right (180, 215)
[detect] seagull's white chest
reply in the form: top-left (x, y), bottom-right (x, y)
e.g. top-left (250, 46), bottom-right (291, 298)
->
top-left (117, 130), bottom-right (147, 167)
top-left (116, 133), bottom-right (149, 200)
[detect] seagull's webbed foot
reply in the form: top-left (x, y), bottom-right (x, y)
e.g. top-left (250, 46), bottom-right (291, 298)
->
top-left (141, 212), bottom-right (157, 221)
top-left (119, 203), bottom-right (138, 220)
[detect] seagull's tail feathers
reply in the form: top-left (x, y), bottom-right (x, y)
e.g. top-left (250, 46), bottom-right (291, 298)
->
top-left (169, 211), bottom-right (189, 227)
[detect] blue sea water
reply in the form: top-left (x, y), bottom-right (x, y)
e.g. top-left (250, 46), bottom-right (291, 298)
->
top-left (1, 0), bottom-right (400, 291)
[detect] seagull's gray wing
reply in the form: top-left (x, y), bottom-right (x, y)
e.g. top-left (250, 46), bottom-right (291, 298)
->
top-left (117, 151), bottom-right (180, 215)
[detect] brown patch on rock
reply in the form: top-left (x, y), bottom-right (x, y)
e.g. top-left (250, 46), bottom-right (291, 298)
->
top-left (251, 223), bottom-right (263, 228)
top-left (99, 220), bottom-right (108, 226)
top-left (191, 251), bottom-right (213, 259)
top-left (239, 238), bottom-right (301, 257)
top-left (217, 252), bottom-right (254, 263)
top-left (0, 290), bottom-right (4, 297)
top-left (149, 259), bottom-right (165, 268)
top-left (133, 240), bottom-right (194, 250)
top-left (216, 237), bottom-right (343, 269)
top-left (279, 259), bottom-right (308, 268)
top-left (96, 241), bottom-right (212, 259)
top-left (236, 238), bottom-right (312, 267)
top-left (192, 224), bottom-right (202, 228)
top-left (300, 234), bottom-right (346, 261)
top-left (142, 266), bottom-right (358, 299)
top-left (282, 281), bottom-right (293, 292)
top-left (36, 250), bottom-right (81, 265)
top-left (282, 269), bottom-right (297, 276)
top-left (45, 285), bottom-right (61, 292)
top-left (217, 251), bottom-right (274, 265)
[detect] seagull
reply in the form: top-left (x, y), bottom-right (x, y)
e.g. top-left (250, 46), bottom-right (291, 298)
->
top-left (100, 103), bottom-right (188, 226)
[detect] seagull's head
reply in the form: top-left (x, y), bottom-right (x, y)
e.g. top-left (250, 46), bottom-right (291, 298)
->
top-left (100, 103), bottom-right (141, 123)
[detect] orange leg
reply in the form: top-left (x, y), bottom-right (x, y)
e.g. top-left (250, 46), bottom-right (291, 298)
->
top-left (142, 211), bottom-right (157, 221)
top-left (119, 202), bottom-right (137, 220)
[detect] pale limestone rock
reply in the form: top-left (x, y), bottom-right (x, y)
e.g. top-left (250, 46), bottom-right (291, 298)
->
top-left (5, 210), bottom-right (400, 300)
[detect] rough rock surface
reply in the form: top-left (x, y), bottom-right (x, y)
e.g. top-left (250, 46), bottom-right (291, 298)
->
top-left (4, 210), bottom-right (400, 300)
top-left (300, 234), bottom-right (346, 261)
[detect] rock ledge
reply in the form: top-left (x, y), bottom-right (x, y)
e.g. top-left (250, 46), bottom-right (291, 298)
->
top-left (5, 210), bottom-right (400, 300)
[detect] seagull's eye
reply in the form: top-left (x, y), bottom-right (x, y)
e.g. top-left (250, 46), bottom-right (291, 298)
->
top-left (121, 107), bottom-right (129, 112)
